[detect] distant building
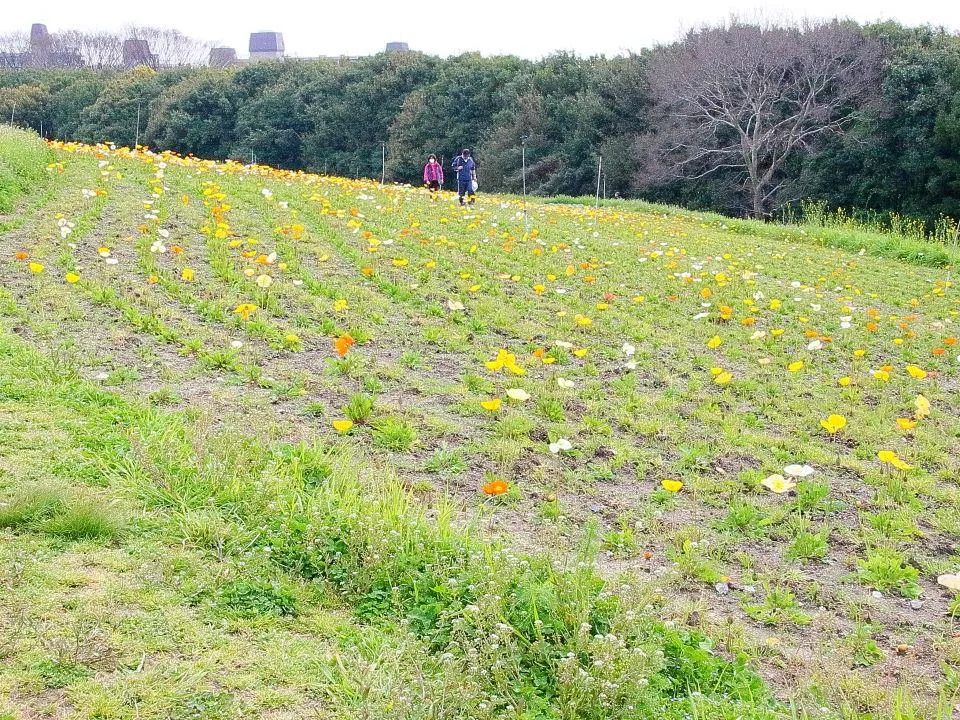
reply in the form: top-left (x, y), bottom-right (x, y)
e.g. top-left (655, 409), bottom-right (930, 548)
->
top-left (385, 41), bottom-right (409, 53)
top-left (249, 32), bottom-right (284, 60)
top-left (209, 47), bottom-right (238, 67)
top-left (122, 38), bottom-right (158, 69)
top-left (30, 24), bottom-right (51, 54)
top-left (0, 22), bottom-right (82, 69)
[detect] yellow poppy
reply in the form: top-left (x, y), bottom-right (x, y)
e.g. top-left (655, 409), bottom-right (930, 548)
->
top-left (332, 419), bottom-right (354, 433)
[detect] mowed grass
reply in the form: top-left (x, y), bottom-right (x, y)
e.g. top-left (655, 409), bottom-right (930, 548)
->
top-left (0, 126), bottom-right (959, 718)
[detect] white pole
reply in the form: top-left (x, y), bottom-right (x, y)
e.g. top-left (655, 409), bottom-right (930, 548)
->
top-left (521, 137), bottom-right (529, 236)
top-left (595, 155), bottom-right (603, 212)
top-left (134, 101), bottom-right (141, 149)
top-left (948, 218), bottom-right (960, 286)
top-left (381, 142), bottom-right (386, 187)
top-left (10, 102), bottom-right (15, 125)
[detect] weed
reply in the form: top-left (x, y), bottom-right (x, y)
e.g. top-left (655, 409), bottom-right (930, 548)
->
top-left (343, 393), bottom-right (375, 424)
top-left (373, 417), bottom-right (417, 451)
top-left (744, 587), bottom-right (812, 626)
top-left (856, 548), bottom-right (921, 598)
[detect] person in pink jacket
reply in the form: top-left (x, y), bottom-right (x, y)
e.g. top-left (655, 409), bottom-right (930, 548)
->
top-left (423, 154), bottom-right (443, 198)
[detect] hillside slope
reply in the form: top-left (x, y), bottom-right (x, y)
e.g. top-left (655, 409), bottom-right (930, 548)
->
top-left (1, 128), bottom-right (959, 719)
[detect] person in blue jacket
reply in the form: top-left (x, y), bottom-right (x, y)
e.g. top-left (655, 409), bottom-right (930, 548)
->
top-left (452, 149), bottom-right (476, 205)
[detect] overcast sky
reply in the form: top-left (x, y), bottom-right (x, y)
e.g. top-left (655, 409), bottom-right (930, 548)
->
top-left (3, 0), bottom-right (959, 59)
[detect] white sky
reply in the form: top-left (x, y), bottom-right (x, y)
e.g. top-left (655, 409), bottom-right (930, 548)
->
top-left (3, 0), bottom-right (959, 59)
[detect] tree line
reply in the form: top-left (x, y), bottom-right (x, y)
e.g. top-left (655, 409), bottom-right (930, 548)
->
top-left (0, 19), bottom-right (958, 225)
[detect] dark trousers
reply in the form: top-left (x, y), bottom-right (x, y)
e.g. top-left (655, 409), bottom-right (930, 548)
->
top-left (457, 179), bottom-right (476, 203)
top-left (426, 181), bottom-right (440, 192)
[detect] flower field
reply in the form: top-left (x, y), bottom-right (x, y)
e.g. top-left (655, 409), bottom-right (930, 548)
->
top-left (1, 126), bottom-right (959, 719)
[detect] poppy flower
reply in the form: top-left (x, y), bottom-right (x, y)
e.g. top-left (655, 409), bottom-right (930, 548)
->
top-left (937, 575), bottom-right (960, 592)
top-left (334, 299), bottom-right (349, 312)
top-left (28, 262), bottom-right (44, 273)
top-left (905, 365), bottom-right (927, 380)
top-left (661, 479), bottom-right (683, 493)
top-left (255, 274), bottom-right (273, 289)
top-left (714, 371), bottom-right (732, 385)
top-left (482, 479), bottom-right (509, 496)
top-left (480, 398), bottom-right (502, 412)
top-left (762, 474), bottom-right (796, 494)
top-left (549, 438), bottom-right (572, 454)
top-left (485, 349), bottom-right (525, 376)
top-left (332, 419), bottom-right (354, 433)
top-left (14, 251), bottom-right (29, 261)
top-left (915, 395), bottom-right (930, 419)
top-left (787, 361), bottom-right (804, 372)
top-left (820, 414), bottom-right (846, 434)
top-left (877, 450), bottom-right (913, 471)
top-left (896, 418), bottom-right (917, 430)
top-left (182, 267), bottom-right (195, 281)
top-left (65, 273), bottom-right (80, 284)
top-left (334, 334), bottom-right (355, 357)
top-left (506, 388), bottom-right (530, 402)
top-left (234, 303), bottom-right (256, 321)
top-left (707, 335), bottom-right (722, 349)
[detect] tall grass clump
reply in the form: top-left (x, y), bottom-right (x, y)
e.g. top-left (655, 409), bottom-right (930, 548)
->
top-left (111, 416), bottom-right (784, 719)
top-left (0, 126), bottom-right (54, 213)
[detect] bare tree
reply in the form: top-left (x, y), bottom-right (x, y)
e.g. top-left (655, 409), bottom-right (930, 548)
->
top-left (125, 26), bottom-right (212, 67)
top-left (0, 32), bottom-right (31, 68)
top-left (63, 30), bottom-right (124, 69)
top-left (640, 20), bottom-right (882, 217)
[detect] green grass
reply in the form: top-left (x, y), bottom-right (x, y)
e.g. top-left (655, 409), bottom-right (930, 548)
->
top-left (0, 326), bottom-right (783, 720)
top-left (0, 126), bottom-right (53, 213)
top-left (1, 131), bottom-right (959, 718)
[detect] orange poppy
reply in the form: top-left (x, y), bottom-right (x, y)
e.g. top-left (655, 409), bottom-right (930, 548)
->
top-left (334, 334), bottom-right (355, 357)
top-left (482, 479), bottom-right (509, 496)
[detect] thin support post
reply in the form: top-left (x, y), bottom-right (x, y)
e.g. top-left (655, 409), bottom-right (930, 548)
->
top-left (595, 155), bottom-right (603, 214)
top-left (521, 137), bottom-right (529, 236)
top-left (381, 142), bottom-right (386, 187)
top-left (10, 102), bottom-right (16, 125)
top-left (134, 101), bottom-right (141, 150)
